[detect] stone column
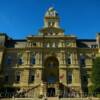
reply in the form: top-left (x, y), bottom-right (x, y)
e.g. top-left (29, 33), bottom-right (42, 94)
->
top-left (21, 69), bottom-right (29, 86)
top-left (72, 69), bottom-right (80, 85)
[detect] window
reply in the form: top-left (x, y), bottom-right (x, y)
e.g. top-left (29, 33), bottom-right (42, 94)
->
top-left (30, 56), bottom-right (35, 65)
top-left (32, 42), bottom-right (36, 46)
top-left (15, 72), bottom-right (20, 83)
top-left (83, 75), bottom-right (87, 83)
top-left (4, 75), bottom-right (9, 82)
top-left (67, 71), bottom-right (72, 84)
top-left (66, 55), bottom-right (72, 64)
top-left (29, 74), bottom-right (34, 83)
top-left (80, 55), bottom-right (85, 66)
top-left (0, 41), bottom-right (3, 46)
top-left (17, 58), bottom-right (23, 65)
top-left (91, 45), bottom-right (97, 48)
top-left (67, 57), bottom-right (71, 64)
top-left (6, 56), bottom-right (12, 65)
top-left (16, 75), bottom-right (20, 83)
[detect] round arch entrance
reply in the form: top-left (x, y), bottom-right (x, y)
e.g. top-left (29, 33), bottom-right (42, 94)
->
top-left (43, 56), bottom-right (59, 97)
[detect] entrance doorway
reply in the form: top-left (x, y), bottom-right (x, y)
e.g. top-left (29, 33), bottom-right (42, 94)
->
top-left (47, 88), bottom-right (55, 97)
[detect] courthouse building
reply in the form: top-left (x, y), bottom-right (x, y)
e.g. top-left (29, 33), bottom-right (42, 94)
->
top-left (0, 7), bottom-right (100, 97)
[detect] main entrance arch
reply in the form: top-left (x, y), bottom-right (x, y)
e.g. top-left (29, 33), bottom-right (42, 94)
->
top-left (43, 56), bottom-right (59, 97)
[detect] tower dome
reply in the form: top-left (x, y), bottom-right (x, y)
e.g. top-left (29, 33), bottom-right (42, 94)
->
top-left (45, 7), bottom-right (59, 17)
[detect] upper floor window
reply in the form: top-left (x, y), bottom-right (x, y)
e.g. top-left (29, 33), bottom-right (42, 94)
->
top-left (66, 54), bottom-right (72, 65)
top-left (6, 56), bottom-right (12, 65)
top-left (17, 58), bottom-right (23, 65)
top-left (82, 75), bottom-right (87, 83)
top-left (79, 54), bottom-right (85, 66)
top-left (0, 41), bottom-right (4, 46)
top-left (67, 71), bottom-right (72, 84)
top-left (32, 42), bottom-right (36, 46)
top-left (4, 75), bottom-right (9, 83)
top-left (15, 72), bottom-right (20, 83)
top-left (91, 45), bottom-right (97, 48)
top-left (30, 56), bottom-right (35, 65)
top-left (29, 73), bottom-right (35, 83)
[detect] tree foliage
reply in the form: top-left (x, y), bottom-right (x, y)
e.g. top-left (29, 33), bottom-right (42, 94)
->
top-left (92, 57), bottom-right (100, 93)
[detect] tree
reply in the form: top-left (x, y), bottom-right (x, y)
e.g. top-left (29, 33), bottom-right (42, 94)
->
top-left (92, 57), bottom-right (100, 95)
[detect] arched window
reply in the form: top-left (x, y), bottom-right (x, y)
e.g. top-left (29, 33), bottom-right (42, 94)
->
top-left (6, 56), bottom-right (12, 65)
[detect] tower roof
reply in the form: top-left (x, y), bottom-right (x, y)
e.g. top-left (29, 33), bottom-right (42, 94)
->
top-left (45, 7), bottom-right (59, 17)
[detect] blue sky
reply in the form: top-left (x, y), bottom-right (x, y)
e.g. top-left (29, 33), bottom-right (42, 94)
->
top-left (0, 0), bottom-right (100, 39)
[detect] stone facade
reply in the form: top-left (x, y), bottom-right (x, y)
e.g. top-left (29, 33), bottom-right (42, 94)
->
top-left (0, 7), bottom-right (100, 98)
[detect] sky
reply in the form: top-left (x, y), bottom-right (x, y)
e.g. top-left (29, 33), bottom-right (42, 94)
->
top-left (0, 0), bottom-right (100, 39)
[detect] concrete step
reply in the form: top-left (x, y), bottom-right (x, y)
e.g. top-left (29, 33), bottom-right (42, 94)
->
top-left (47, 97), bottom-right (59, 100)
